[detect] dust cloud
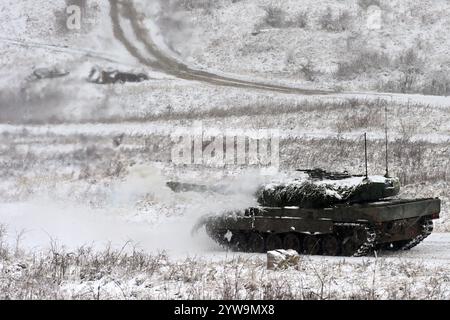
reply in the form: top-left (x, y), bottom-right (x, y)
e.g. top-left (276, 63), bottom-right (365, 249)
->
top-left (0, 165), bottom-right (263, 255)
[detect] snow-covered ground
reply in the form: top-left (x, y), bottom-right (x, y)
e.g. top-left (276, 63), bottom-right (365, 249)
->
top-left (1, 0), bottom-right (449, 300)
top-left (2, 231), bottom-right (450, 299)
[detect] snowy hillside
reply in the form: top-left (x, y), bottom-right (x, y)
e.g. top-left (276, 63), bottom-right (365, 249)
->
top-left (0, 0), bottom-right (449, 300)
top-left (180, 0), bottom-right (450, 93)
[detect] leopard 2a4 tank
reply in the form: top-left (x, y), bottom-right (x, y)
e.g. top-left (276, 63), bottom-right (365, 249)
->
top-left (197, 129), bottom-right (441, 257)
top-left (203, 171), bottom-right (440, 256)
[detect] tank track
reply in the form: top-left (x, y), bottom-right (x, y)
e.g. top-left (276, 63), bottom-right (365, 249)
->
top-left (209, 223), bottom-right (378, 257)
top-left (335, 223), bottom-right (377, 257)
top-left (400, 219), bottom-right (433, 251)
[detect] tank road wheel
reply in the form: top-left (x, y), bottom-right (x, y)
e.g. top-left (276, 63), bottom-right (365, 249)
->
top-left (303, 235), bottom-right (321, 255)
top-left (230, 232), bottom-right (248, 252)
top-left (341, 237), bottom-right (357, 256)
top-left (248, 233), bottom-right (265, 253)
top-left (356, 228), bottom-right (369, 244)
top-left (322, 235), bottom-right (340, 256)
top-left (266, 234), bottom-right (283, 251)
top-left (283, 233), bottom-right (301, 252)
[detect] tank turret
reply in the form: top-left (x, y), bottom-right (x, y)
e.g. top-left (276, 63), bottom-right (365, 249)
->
top-left (255, 171), bottom-right (400, 208)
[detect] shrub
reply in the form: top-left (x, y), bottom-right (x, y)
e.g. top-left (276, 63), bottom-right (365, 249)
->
top-left (319, 7), bottom-right (352, 32)
top-left (336, 50), bottom-right (390, 79)
top-left (299, 59), bottom-right (316, 81)
top-left (291, 12), bottom-right (308, 28)
top-left (259, 7), bottom-right (308, 29)
top-left (422, 71), bottom-right (450, 96)
top-left (357, 0), bottom-right (381, 10)
top-left (174, 0), bottom-right (215, 12)
top-left (263, 5), bottom-right (287, 28)
top-left (396, 49), bottom-right (424, 74)
top-left (394, 49), bottom-right (424, 93)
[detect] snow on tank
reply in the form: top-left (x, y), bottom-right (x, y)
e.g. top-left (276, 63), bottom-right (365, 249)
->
top-left (256, 170), bottom-right (400, 208)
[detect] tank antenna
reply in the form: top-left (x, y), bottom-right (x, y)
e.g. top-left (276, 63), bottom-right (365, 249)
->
top-left (364, 132), bottom-right (368, 179)
top-left (384, 103), bottom-right (389, 177)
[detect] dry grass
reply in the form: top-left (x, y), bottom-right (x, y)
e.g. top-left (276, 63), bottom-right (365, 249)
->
top-left (260, 6), bottom-right (309, 29)
top-left (357, 0), bottom-right (382, 10)
top-left (336, 50), bottom-right (390, 79)
top-left (281, 137), bottom-right (450, 185)
top-left (1, 233), bottom-right (449, 300)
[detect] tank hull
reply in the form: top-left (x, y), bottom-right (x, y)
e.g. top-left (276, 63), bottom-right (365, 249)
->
top-left (205, 198), bottom-right (441, 256)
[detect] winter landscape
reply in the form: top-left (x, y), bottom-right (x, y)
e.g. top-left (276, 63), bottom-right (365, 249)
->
top-left (0, 0), bottom-right (449, 300)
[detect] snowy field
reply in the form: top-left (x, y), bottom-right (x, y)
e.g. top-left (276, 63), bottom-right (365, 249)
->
top-left (0, 0), bottom-right (449, 300)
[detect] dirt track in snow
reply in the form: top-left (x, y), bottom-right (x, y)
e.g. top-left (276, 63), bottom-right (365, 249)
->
top-left (108, 0), bottom-right (331, 95)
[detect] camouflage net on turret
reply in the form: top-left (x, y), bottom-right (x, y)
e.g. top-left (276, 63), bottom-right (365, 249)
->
top-left (256, 181), bottom-right (349, 208)
top-left (256, 176), bottom-right (400, 208)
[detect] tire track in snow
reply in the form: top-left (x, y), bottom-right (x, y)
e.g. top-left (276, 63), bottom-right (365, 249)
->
top-left (109, 0), bottom-right (331, 95)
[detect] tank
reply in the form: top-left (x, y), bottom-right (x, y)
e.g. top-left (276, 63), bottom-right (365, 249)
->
top-left (200, 170), bottom-right (441, 256)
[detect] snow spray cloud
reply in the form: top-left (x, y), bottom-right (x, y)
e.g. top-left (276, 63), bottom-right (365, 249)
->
top-left (111, 164), bottom-right (174, 206)
top-left (0, 164), bottom-right (263, 254)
